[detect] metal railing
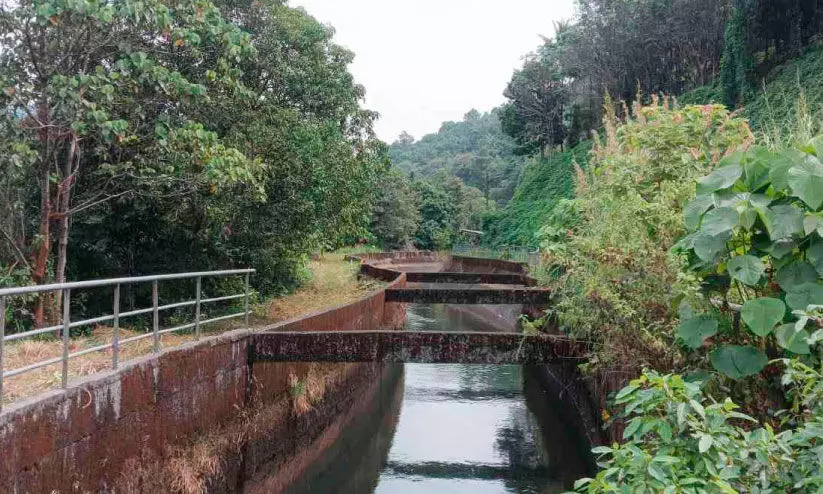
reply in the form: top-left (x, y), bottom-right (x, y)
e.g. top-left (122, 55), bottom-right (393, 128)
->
top-left (0, 269), bottom-right (255, 410)
top-left (452, 244), bottom-right (540, 266)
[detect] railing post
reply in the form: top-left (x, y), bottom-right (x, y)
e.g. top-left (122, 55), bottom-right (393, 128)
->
top-left (112, 284), bottom-right (120, 370)
top-left (244, 272), bottom-right (251, 328)
top-left (61, 288), bottom-right (71, 389)
top-left (0, 296), bottom-right (5, 411)
top-left (152, 280), bottom-right (159, 352)
top-left (194, 276), bottom-right (202, 340)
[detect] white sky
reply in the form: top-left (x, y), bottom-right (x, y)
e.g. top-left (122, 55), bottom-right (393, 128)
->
top-left (290, 0), bottom-right (576, 143)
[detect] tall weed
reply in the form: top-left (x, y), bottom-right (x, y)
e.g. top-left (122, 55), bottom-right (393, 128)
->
top-left (546, 100), bottom-right (753, 378)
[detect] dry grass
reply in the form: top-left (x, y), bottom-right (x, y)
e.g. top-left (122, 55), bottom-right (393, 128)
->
top-left (2, 252), bottom-right (383, 407)
top-left (266, 252), bottom-right (383, 322)
top-left (2, 327), bottom-right (194, 405)
top-left (287, 363), bottom-right (330, 415)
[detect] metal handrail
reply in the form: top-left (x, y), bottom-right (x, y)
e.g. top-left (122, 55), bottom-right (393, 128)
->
top-left (0, 269), bottom-right (255, 410)
top-left (0, 269), bottom-right (254, 296)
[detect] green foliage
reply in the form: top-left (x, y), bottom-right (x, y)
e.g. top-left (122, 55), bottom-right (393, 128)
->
top-left (676, 139), bottom-right (823, 378)
top-left (684, 43), bottom-right (823, 147)
top-left (546, 102), bottom-right (752, 375)
top-left (0, 0), bottom-right (386, 326)
top-left (389, 109), bottom-right (526, 204)
top-left (720, 4), bottom-right (747, 109)
top-left (574, 368), bottom-right (823, 493)
top-left (412, 175), bottom-right (487, 250)
top-left (502, 36), bottom-right (567, 157)
top-left (484, 142), bottom-right (591, 247)
top-left (370, 168), bottom-right (420, 249)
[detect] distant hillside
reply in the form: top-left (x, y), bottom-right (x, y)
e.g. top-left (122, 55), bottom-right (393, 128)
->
top-left (389, 109), bottom-right (527, 204)
top-left (483, 141), bottom-right (591, 247)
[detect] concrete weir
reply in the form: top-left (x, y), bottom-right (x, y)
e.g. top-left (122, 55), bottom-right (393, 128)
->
top-left (252, 331), bottom-right (587, 364)
top-left (385, 286), bottom-right (551, 304)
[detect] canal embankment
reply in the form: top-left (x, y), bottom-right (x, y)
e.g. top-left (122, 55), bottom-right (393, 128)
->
top-left (0, 251), bottom-right (603, 493)
top-left (0, 256), bottom-right (407, 493)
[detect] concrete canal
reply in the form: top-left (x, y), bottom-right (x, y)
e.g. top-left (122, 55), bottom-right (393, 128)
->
top-left (284, 303), bottom-right (594, 494)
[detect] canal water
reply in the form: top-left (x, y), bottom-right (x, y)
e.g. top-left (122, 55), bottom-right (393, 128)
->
top-left (286, 304), bottom-right (592, 494)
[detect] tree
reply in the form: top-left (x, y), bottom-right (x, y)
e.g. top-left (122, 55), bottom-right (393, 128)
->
top-left (388, 108), bottom-right (525, 205)
top-left (0, 0), bottom-right (386, 328)
top-left (721, 2), bottom-right (747, 108)
top-left (370, 169), bottom-right (419, 249)
top-left (502, 39), bottom-right (568, 157)
top-left (0, 0), bottom-right (260, 324)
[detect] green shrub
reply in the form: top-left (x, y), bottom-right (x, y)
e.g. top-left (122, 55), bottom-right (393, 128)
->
top-left (483, 141), bottom-right (591, 247)
top-left (573, 367), bottom-right (823, 493)
top-left (675, 138), bottom-right (823, 379)
top-left (547, 101), bottom-right (753, 375)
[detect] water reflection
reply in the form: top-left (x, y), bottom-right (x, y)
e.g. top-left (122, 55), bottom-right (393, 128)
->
top-left (286, 304), bottom-right (591, 494)
top-left (375, 363), bottom-right (568, 494)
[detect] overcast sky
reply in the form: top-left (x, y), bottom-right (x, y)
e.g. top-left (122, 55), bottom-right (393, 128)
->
top-left (291, 0), bottom-right (576, 143)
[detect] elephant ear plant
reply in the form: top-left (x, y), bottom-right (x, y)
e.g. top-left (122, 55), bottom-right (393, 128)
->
top-left (676, 138), bottom-right (823, 379)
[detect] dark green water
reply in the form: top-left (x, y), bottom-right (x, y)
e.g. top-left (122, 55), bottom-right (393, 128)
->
top-left (287, 304), bottom-right (592, 494)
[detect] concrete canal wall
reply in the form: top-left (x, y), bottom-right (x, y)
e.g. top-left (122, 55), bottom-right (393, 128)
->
top-left (0, 264), bottom-right (408, 493)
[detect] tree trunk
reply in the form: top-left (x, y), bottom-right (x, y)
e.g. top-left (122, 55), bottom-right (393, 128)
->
top-left (31, 162), bottom-right (51, 328)
top-left (53, 135), bottom-right (77, 326)
top-left (55, 135), bottom-right (77, 286)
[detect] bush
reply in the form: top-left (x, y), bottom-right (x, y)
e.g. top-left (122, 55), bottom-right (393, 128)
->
top-left (483, 141), bottom-right (591, 247)
top-left (675, 138), bottom-right (823, 380)
top-left (574, 367), bottom-right (823, 493)
top-left (546, 99), bottom-right (753, 376)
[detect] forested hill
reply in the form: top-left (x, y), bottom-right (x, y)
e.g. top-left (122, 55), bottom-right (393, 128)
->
top-left (388, 109), bottom-right (526, 204)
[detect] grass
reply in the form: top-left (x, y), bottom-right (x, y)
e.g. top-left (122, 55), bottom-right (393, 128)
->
top-left (264, 251), bottom-right (384, 322)
top-left (678, 43), bottom-right (823, 146)
top-left (1, 251), bottom-right (383, 407)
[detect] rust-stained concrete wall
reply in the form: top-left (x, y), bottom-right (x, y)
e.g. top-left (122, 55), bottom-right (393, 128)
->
top-left (265, 271), bottom-right (407, 333)
top-left (0, 330), bottom-right (251, 492)
top-left (447, 255), bottom-right (529, 274)
top-left (0, 265), bottom-right (408, 493)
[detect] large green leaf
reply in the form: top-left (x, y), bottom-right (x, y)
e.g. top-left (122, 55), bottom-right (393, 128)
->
top-left (764, 239), bottom-right (795, 259)
top-left (774, 324), bottom-right (811, 354)
top-left (677, 315), bottom-right (718, 349)
top-left (684, 194), bottom-right (715, 231)
top-left (727, 255), bottom-right (765, 286)
top-left (808, 238), bottom-right (823, 276)
top-left (803, 214), bottom-right (820, 235)
top-left (769, 149), bottom-right (804, 191)
top-left (740, 297), bottom-right (786, 337)
top-left (742, 147), bottom-right (773, 191)
top-left (776, 261), bottom-right (818, 292)
top-left (786, 282), bottom-right (823, 310)
top-left (788, 157), bottom-right (823, 210)
top-left (696, 165), bottom-right (743, 195)
top-left (760, 204), bottom-right (804, 240)
top-left (740, 207), bottom-right (758, 231)
top-left (700, 207), bottom-right (739, 236)
top-left (693, 230), bottom-right (731, 263)
top-left (709, 345), bottom-right (769, 379)
top-left (747, 194), bottom-right (772, 209)
top-left (713, 190), bottom-right (749, 208)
